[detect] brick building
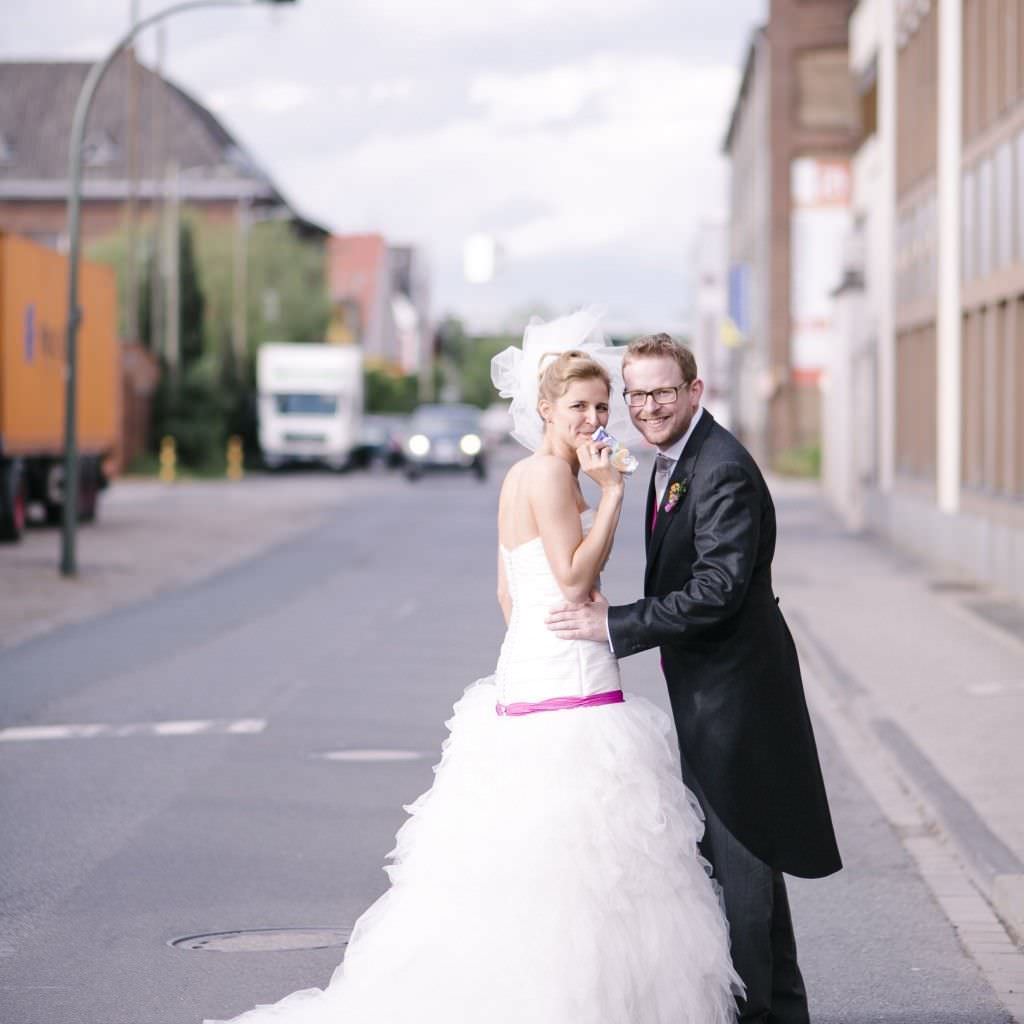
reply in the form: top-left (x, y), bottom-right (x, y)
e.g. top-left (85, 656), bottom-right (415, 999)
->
top-left (724, 0), bottom-right (858, 465)
top-left (327, 233), bottom-right (431, 375)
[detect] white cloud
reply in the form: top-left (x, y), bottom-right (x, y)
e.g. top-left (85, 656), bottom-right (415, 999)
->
top-left (210, 80), bottom-right (315, 116)
top-left (368, 79), bottom-right (415, 104)
top-left (342, 0), bottom-right (655, 41)
top-left (468, 63), bottom-right (612, 127)
top-left (299, 55), bottom-right (736, 258)
top-left (1, 0), bottom-right (762, 327)
top-left (275, 51), bottom-right (738, 326)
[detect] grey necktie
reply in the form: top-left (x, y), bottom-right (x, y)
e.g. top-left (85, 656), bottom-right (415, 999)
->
top-left (654, 453), bottom-right (675, 505)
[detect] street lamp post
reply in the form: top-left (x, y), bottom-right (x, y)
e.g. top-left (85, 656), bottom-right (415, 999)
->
top-left (60, 0), bottom-right (296, 577)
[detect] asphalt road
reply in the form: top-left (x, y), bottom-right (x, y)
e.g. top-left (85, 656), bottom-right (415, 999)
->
top-left (0, 452), bottom-right (1013, 1023)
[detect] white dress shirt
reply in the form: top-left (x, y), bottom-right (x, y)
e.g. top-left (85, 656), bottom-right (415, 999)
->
top-left (605, 406), bottom-right (703, 652)
top-left (652, 406), bottom-right (703, 504)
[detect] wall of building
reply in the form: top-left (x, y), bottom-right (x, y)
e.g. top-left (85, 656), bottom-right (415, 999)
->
top-left (766, 0), bottom-right (859, 460)
top-left (691, 218), bottom-right (731, 426)
top-left (725, 2), bottom-right (858, 467)
top-left (828, 0), bottom-right (1024, 600)
top-left (726, 29), bottom-right (772, 462)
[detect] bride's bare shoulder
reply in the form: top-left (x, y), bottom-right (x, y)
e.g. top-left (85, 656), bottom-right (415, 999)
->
top-left (523, 458), bottom-right (578, 513)
top-left (512, 454), bottom-right (572, 488)
top-left (499, 455), bottom-right (572, 508)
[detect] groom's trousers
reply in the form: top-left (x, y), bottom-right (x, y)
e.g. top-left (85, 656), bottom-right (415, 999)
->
top-left (680, 753), bottom-right (809, 1024)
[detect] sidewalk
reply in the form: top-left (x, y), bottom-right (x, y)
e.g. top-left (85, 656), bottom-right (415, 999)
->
top-left (772, 477), bottom-right (1024, 945)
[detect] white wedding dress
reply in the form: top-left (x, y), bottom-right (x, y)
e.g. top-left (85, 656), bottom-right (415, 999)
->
top-left (206, 511), bottom-right (740, 1024)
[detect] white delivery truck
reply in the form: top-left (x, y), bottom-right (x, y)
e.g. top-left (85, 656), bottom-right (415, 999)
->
top-left (257, 343), bottom-right (363, 470)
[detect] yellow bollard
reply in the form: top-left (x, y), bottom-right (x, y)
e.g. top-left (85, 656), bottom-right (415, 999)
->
top-left (226, 435), bottom-right (244, 481)
top-left (159, 436), bottom-right (176, 483)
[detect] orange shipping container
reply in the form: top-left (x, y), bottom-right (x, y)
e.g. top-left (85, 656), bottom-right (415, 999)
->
top-left (0, 231), bottom-right (119, 541)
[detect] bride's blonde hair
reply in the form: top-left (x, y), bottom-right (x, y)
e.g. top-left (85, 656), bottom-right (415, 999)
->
top-left (537, 350), bottom-right (611, 415)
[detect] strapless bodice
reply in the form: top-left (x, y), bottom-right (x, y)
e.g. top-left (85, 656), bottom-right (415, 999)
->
top-left (495, 510), bottom-right (620, 704)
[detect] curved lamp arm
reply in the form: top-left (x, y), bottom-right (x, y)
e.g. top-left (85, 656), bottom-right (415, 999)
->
top-left (61, 0), bottom-right (294, 576)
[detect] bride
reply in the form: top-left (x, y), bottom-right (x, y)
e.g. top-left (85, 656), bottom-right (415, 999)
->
top-left (205, 311), bottom-right (741, 1024)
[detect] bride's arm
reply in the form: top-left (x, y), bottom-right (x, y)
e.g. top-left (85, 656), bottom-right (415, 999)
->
top-left (529, 456), bottom-right (623, 604)
top-left (497, 547), bottom-right (512, 625)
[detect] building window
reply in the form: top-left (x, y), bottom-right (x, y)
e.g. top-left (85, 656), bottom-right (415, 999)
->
top-left (961, 309), bottom-right (984, 490)
top-left (996, 141), bottom-right (1014, 270)
top-left (856, 60), bottom-right (878, 145)
top-left (1016, 131), bottom-right (1024, 264)
top-left (796, 48), bottom-right (856, 131)
top-left (963, 300), bottom-right (1018, 497)
top-left (978, 157), bottom-right (993, 279)
top-left (896, 325), bottom-right (937, 479)
top-left (82, 131), bottom-right (119, 167)
top-left (962, 168), bottom-right (976, 281)
top-left (1014, 298), bottom-right (1024, 496)
top-left (915, 200), bottom-right (927, 299)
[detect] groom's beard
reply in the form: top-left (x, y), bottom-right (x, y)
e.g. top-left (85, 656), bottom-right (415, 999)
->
top-left (634, 408), bottom-right (693, 449)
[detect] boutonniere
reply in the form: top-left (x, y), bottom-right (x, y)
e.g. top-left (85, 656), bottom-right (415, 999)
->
top-left (662, 478), bottom-right (688, 514)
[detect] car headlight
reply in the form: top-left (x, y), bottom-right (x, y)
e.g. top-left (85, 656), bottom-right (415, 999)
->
top-left (408, 434), bottom-right (431, 457)
top-left (460, 433), bottom-right (482, 456)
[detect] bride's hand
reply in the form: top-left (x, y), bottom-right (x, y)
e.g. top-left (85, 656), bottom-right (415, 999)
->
top-left (578, 442), bottom-right (622, 492)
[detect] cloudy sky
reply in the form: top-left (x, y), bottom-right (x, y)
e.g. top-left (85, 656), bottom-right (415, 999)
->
top-left (2, 0), bottom-right (764, 333)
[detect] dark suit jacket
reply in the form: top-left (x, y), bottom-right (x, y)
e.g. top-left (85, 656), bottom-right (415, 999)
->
top-left (607, 410), bottom-right (841, 879)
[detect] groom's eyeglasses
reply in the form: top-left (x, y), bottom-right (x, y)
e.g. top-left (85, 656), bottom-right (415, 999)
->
top-left (623, 382), bottom-right (692, 408)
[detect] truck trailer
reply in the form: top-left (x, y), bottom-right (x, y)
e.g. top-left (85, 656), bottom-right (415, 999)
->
top-left (0, 232), bottom-right (119, 542)
top-left (257, 342), bottom-right (363, 471)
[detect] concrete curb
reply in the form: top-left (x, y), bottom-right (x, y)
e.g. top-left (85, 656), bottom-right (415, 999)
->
top-left (995, 876), bottom-right (1024, 946)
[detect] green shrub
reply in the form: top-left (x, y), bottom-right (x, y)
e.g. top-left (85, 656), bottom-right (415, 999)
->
top-left (773, 443), bottom-right (822, 478)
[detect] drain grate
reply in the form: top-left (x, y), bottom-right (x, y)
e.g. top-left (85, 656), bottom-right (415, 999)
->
top-left (171, 928), bottom-right (351, 952)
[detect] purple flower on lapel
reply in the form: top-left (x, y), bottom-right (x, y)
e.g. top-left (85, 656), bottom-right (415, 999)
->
top-left (662, 478), bottom-right (688, 514)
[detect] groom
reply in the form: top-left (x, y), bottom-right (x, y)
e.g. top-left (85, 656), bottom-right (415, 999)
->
top-left (547, 334), bottom-right (841, 1023)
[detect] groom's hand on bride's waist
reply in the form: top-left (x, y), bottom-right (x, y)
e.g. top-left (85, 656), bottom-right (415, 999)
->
top-left (546, 592), bottom-right (609, 644)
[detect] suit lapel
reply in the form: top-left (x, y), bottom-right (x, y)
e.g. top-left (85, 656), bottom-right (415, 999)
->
top-left (645, 410), bottom-right (715, 586)
top-left (644, 460), bottom-right (657, 555)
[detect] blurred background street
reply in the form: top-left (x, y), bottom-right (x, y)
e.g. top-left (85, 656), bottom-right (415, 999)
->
top-left (2, 0), bottom-right (1023, 1021)
top-left (1, 454), bottom-right (1022, 1023)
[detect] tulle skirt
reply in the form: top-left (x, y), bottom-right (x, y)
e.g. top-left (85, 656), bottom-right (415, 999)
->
top-left (205, 678), bottom-right (741, 1023)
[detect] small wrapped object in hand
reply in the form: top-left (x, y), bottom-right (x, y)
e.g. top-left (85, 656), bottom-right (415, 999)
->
top-left (591, 426), bottom-right (639, 475)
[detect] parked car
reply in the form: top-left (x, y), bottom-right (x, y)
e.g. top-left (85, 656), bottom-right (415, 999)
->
top-left (403, 404), bottom-right (487, 481)
top-left (353, 414), bottom-right (407, 469)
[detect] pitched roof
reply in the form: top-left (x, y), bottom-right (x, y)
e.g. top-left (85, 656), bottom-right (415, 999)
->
top-left (0, 53), bottom-right (324, 232)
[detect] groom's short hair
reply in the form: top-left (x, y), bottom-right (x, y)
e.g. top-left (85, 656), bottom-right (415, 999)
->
top-left (623, 333), bottom-right (698, 383)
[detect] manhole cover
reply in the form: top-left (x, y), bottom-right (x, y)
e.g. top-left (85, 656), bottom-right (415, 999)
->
top-left (317, 749), bottom-right (424, 762)
top-left (170, 928), bottom-right (350, 952)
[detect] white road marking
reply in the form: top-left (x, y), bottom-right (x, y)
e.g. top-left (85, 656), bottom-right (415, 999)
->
top-left (0, 719), bottom-right (268, 743)
top-left (152, 720), bottom-right (212, 736)
top-left (318, 749), bottom-right (425, 762)
top-left (226, 718), bottom-right (267, 734)
top-left (966, 681), bottom-right (1024, 697)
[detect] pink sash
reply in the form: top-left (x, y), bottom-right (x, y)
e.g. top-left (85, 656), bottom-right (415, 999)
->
top-left (495, 689), bottom-right (624, 717)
